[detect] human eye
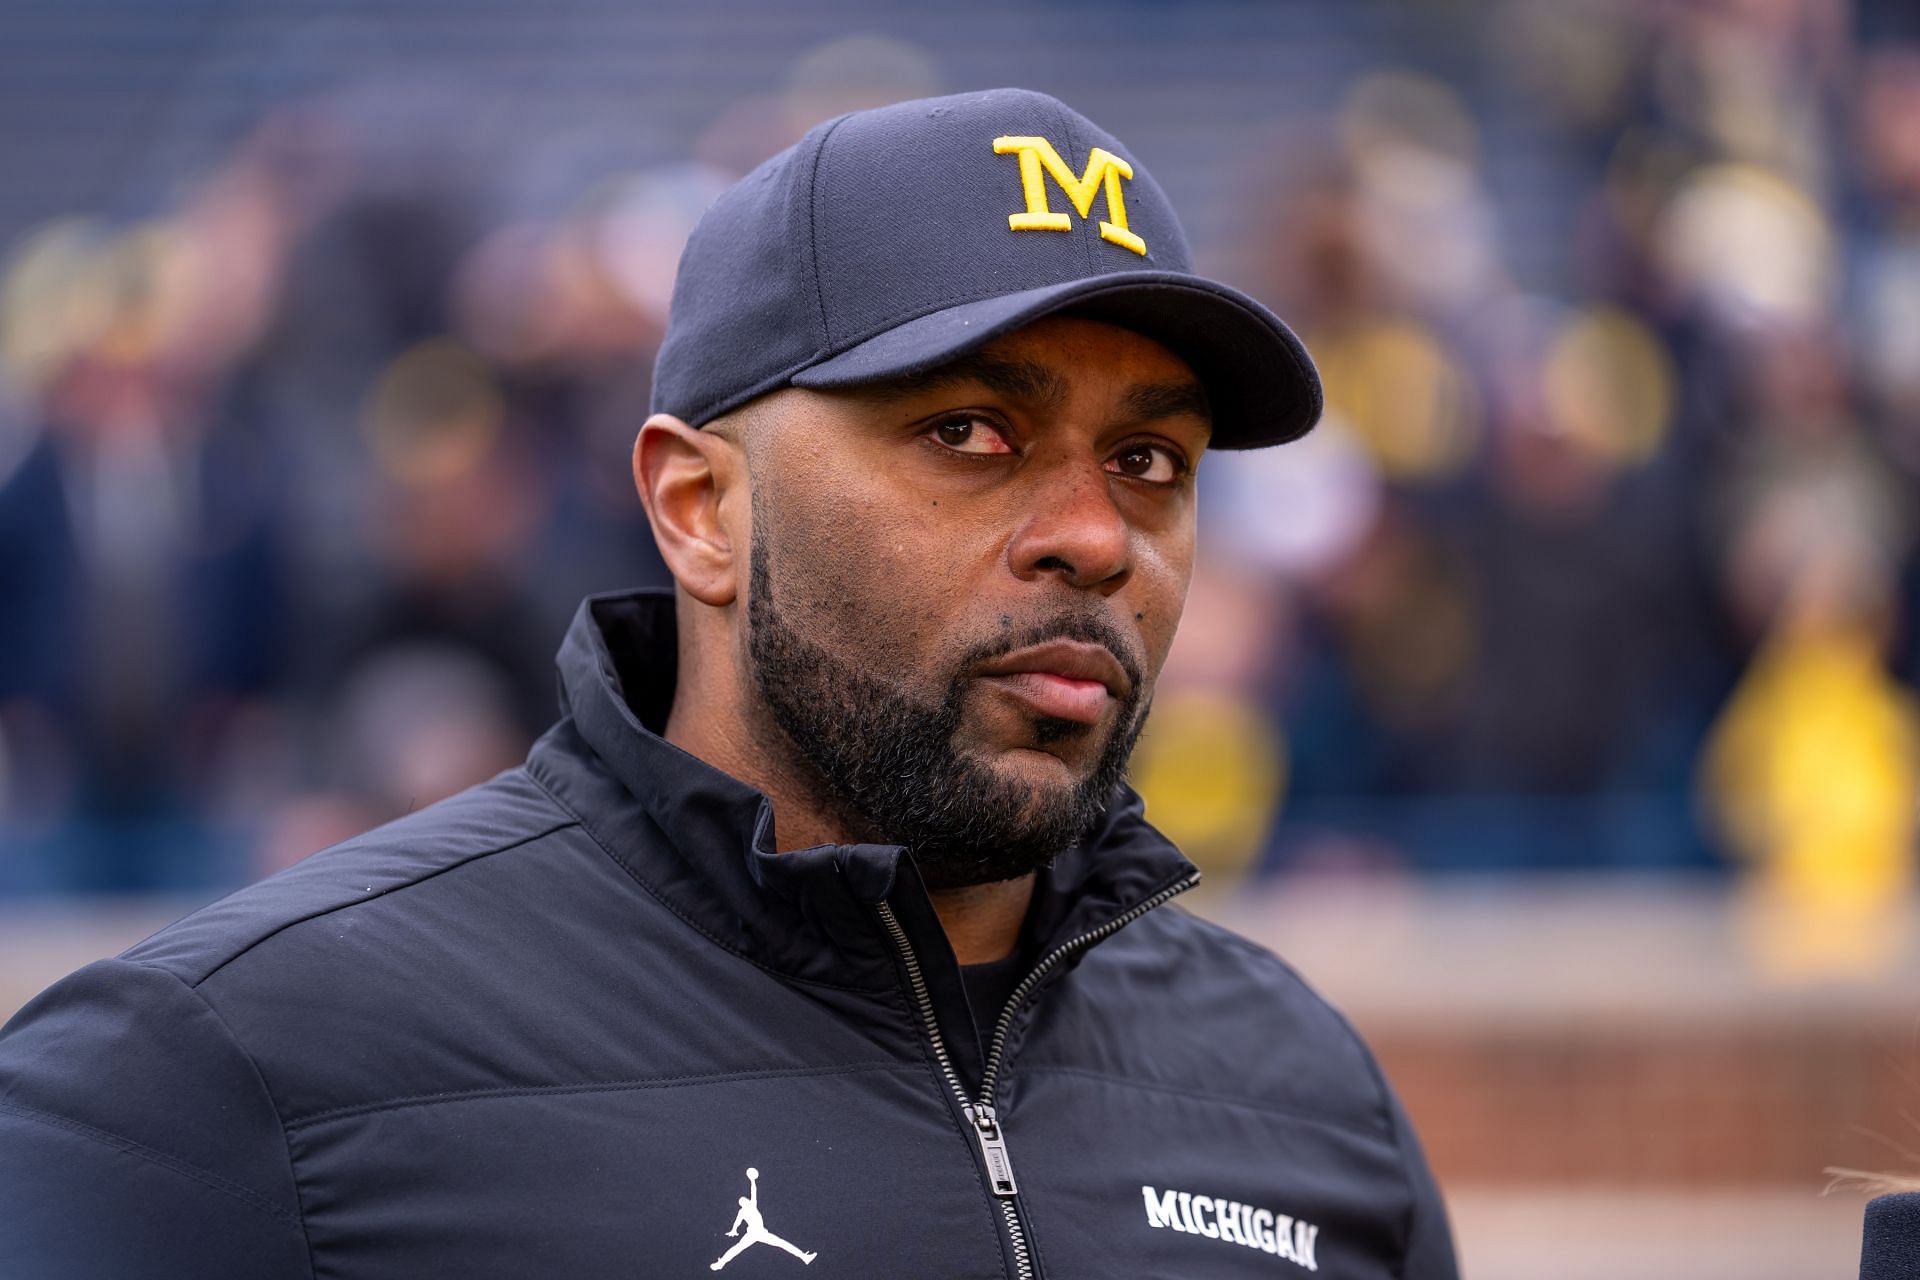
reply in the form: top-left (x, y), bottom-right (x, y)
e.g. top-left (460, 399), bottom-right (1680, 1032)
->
top-left (1104, 441), bottom-right (1188, 485)
top-left (922, 413), bottom-right (1015, 456)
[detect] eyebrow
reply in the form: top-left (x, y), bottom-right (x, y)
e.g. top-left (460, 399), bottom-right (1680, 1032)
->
top-left (1119, 379), bottom-right (1212, 428)
top-left (848, 351), bottom-right (1213, 430)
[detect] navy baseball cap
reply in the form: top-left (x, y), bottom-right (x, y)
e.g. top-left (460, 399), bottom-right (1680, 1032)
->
top-left (651, 87), bottom-right (1321, 449)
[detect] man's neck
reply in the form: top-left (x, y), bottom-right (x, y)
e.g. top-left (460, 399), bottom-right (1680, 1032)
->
top-left (736, 748), bottom-right (1039, 963)
top-left (926, 877), bottom-right (1034, 965)
top-left (663, 663), bottom-right (1034, 966)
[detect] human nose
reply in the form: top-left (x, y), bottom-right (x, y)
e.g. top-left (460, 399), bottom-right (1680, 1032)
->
top-left (1005, 461), bottom-right (1133, 593)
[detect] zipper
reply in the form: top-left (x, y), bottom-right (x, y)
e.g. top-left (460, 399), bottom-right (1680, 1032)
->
top-left (875, 869), bottom-right (1199, 1280)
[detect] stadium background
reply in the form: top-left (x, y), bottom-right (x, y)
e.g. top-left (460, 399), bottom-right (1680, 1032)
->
top-left (2, 1), bottom-right (1918, 1274)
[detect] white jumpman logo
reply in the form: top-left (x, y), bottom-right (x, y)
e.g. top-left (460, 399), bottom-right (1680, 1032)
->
top-left (710, 1167), bottom-right (817, 1271)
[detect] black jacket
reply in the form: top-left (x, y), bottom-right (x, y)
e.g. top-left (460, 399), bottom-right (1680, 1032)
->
top-left (0, 590), bottom-right (1457, 1278)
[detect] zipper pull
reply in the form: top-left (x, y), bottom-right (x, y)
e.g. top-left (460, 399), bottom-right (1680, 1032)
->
top-left (965, 1104), bottom-right (1019, 1197)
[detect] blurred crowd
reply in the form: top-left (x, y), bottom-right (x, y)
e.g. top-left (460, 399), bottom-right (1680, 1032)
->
top-left (2, 0), bottom-right (1918, 975)
top-left (1141, 0), bottom-right (1920, 978)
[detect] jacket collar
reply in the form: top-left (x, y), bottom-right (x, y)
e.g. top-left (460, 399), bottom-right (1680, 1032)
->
top-left (528, 588), bottom-right (1198, 994)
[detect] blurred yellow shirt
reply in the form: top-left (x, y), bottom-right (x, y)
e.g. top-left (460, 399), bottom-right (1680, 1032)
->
top-left (1705, 623), bottom-right (1919, 977)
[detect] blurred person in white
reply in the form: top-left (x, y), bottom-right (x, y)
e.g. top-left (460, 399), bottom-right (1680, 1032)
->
top-left (252, 643), bottom-right (527, 878)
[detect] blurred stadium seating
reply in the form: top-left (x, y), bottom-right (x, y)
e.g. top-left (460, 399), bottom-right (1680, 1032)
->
top-left (4, 1), bottom-right (1919, 1275)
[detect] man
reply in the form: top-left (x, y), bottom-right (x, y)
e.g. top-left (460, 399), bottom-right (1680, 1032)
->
top-left (0, 89), bottom-right (1455, 1277)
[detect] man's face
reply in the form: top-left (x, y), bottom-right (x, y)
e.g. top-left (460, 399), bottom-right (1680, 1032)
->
top-left (739, 314), bottom-right (1209, 887)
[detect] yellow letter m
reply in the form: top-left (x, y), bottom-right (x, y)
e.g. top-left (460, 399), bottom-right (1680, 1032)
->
top-left (991, 135), bottom-right (1147, 256)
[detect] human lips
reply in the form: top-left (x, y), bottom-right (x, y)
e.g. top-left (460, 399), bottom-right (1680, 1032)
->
top-left (976, 640), bottom-right (1131, 725)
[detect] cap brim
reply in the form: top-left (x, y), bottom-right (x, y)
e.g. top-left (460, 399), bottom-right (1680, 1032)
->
top-left (788, 271), bottom-right (1321, 449)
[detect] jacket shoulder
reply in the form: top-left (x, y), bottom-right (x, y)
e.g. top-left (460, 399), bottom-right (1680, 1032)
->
top-left (124, 768), bottom-right (577, 986)
top-left (0, 956), bottom-right (314, 1276)
top-left (1057, 903), bottom-right (1397, 1140)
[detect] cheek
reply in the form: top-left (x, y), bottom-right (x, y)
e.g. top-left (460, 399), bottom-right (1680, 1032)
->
top-left (1130, 527), bottom-right (1197, 675)
top-left (761, 486), bottom-right (972, 658)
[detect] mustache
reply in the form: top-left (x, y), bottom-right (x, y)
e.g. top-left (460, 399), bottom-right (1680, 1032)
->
top-left (956, 611), bottom-right (1146, 697)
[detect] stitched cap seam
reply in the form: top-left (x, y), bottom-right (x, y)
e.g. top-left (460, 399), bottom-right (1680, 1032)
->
top-left (805, 113), bottom-right (854, 351)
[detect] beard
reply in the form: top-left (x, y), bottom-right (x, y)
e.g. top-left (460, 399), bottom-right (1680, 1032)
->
top-left (745, 522), bottom-right (1149, 890)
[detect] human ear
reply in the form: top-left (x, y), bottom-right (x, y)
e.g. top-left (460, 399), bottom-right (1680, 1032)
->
top-left (633, 414), bottom-right (745, 607)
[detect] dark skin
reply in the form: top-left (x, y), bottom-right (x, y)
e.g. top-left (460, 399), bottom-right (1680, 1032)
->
top-left (632, 315), bottom-right (1210, 963)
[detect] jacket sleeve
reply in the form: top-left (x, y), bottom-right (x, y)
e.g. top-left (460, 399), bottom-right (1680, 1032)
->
top-left (1386, 1084), bottom-right (1459, 1280)
top-left (0, 957), bottom-right (312, 1279)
